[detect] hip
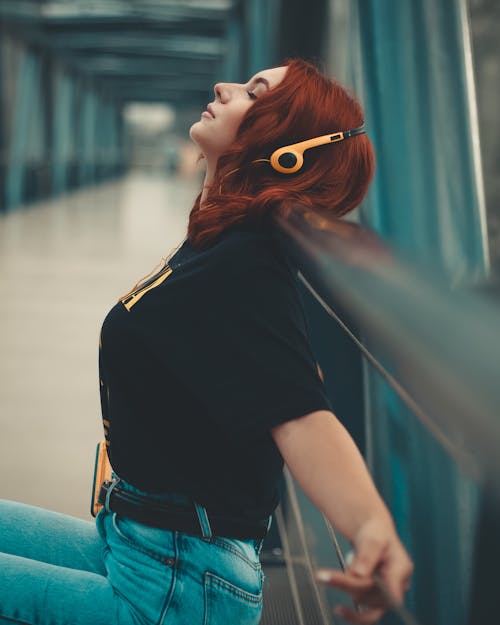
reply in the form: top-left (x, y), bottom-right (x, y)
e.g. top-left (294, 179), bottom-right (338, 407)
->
top-left (95, 478), bottom-right (265, 625)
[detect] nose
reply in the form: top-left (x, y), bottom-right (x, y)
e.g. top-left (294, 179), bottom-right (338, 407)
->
top-left (213, 82), bottom-right (226, 102)
top-left (214, 81), bottom-right (241, 103)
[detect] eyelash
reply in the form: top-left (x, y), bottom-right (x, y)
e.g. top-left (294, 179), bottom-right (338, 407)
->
top-left (247, 91), bottom-right (257, 100)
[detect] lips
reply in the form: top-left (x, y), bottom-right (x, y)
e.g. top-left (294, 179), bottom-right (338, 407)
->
top-left (207, 104), bottom-right (216, 118)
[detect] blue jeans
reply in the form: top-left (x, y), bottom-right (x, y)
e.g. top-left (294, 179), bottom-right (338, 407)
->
top-left (0, 476), bottom-right (268, 624)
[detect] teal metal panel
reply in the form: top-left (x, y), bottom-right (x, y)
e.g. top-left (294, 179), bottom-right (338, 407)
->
top-left (5, 48), bottom-right (40, 209)
top-left (222, 11), bottom-right (243, 81)
top-left (77, 86), bottom-right (98, 185)
top-left (52, 70), bottom-right (74, 194)
top-left (325, 2), bottom-right (489, 624)
top-left (0, 37), bottom-right (5, 211)
top-left (94, 97), bottom-right (106, 180)
top-left (95, 98), bottom-right (120, 180)
top-left (362, 355), bottom-right (479, 625)
top-left (245, 0), bottom-right (280, 76)
top-left (353, 0), bottom-right (488, 279)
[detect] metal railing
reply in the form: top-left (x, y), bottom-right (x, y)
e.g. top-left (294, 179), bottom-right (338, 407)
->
top-left (272, 205), bottom-right (500, 483)
top-left (266, 204), bottom-right (500, 625)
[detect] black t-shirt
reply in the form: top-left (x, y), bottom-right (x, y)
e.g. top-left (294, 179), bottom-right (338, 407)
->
top-left (98, 224), bottom-right (332, 522)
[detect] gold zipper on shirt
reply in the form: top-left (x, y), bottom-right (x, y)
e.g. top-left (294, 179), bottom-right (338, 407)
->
top-left (118, 237), bottom-right (187, 312)
top-left (119, 264), bottom-right (173, 311)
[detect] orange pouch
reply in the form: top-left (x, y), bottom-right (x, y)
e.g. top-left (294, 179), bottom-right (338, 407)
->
top-left (90, 440), bottom-right (113, 517)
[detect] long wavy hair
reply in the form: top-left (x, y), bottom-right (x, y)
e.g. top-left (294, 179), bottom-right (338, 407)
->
top-left (187, 58), bottom-right (375, 249)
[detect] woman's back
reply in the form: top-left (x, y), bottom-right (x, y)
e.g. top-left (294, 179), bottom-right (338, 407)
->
top-left (99, 225), bottom-right (332, 521)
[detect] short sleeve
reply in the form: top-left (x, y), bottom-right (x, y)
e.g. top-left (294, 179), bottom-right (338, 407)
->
top-left (173, 248), bottom-right (333, 433)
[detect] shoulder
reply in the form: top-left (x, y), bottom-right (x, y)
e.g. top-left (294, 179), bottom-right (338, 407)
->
top-left (209, 229), bottom-right (305, 323)
top-left (215, 227), bottom-right (296, 283)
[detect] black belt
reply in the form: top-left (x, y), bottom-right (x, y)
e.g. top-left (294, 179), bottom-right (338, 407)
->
top-left (98, 480), bottom-right (270, 540)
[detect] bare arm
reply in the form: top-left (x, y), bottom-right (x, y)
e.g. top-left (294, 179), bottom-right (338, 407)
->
top-left (270, 409), bottom-right (392, 540)
top-left (271, 409), bottom-right (413, 624)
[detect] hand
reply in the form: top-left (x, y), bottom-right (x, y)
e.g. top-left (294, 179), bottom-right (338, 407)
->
top-left (315, 517), bottom-right (413, 624)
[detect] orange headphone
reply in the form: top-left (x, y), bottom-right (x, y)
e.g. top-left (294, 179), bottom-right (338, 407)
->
top-left (218, 123), bottom-right (366, 192)
top-left (267, 123), bottom-right (366, 174)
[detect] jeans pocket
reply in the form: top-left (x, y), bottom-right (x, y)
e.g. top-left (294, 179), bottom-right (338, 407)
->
top-left (111, 513), bottom-right (175, 564)
top-left (203, 571), bottom-right (263, 625)
top-left (209, 536), bottom-right (262, 570)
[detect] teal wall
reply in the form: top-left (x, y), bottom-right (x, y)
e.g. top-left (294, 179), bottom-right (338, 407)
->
top-left (326, 2), bottom-right (489, 624)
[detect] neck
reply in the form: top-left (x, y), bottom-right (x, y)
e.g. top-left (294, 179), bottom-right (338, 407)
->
top-left (200, 158), bottom-right (218, 209)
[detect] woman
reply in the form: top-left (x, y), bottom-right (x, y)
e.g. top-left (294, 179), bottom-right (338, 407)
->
top-left (0, 59), bottom-right (412, 625)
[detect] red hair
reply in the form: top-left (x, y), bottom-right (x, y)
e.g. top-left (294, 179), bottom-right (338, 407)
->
top-left (187, 58), bottom-right (375, 249)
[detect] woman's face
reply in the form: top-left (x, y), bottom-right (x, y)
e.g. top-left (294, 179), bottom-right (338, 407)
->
top-left (190, 66), bottom-right (287, 160)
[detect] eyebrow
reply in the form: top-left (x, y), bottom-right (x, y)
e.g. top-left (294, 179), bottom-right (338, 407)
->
top-left (250, 76), bottom-right (270, 90)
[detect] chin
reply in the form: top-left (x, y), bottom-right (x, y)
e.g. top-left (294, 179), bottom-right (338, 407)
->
top-left (189, 122), bottom-right (207, 151)
top-left (189, 121), bottom-right (200, 141)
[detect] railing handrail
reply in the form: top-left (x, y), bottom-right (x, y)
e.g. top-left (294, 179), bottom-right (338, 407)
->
top-left (272, 205), bottom-right (500, 489)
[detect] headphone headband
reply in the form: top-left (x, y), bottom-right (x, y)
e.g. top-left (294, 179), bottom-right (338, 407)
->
top-left (269, 123), bottom-right (366, 174)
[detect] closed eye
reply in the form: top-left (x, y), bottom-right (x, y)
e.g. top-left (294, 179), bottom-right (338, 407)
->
top-left (247, 91), bottom-right (257, 100)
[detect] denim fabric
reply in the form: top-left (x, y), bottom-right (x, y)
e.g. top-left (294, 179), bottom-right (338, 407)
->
top-left (0, 476), bottom-right (268, 625)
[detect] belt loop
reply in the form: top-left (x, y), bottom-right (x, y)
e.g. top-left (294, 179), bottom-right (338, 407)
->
top-left (255, 515), bottom-right (273, 556)
top-left (104, 477), bottom-right (121, 513)
top-left (265, 514), bottom-right (273, 533)
top-left (194, 502), bottom-right (213, 539)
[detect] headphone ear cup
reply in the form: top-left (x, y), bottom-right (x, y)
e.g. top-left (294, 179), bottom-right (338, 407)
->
top-left (270, 148), bottom-right (303, 174)
top-left (267, 126), bottom-right (365, 175)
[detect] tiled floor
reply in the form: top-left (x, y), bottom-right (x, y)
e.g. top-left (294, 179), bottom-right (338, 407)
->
top-left (0, 173), bottom-right (198, 519)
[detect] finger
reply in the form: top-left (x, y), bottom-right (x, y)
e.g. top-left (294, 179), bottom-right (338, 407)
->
top-left (332, 582), bottom-right (390, 610)
top-left (349, 537), bottom-right (386, 577)
top-left (316, 570), bottom-right (389, 610)
top-left (316, 569), bottom-right (375, 591)
top-left (316, 565), bottom-right (412, 610)
top-left (351, 588), bottom-right (390, 610)
top-left (334, 604), bottom-right (385, 625)
top-left (319, 571), bottom-right (377, 593)
top-left (377, 556), bottom-right (414, 604)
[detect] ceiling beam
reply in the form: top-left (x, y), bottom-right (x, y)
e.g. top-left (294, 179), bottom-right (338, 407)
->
top-left (109, 90), bottom-right (207, 106)
top-left (74, 68), bottom-right (214, 85)
top-left (67, 54), bottom-right (217, 74)
top-left (41, 20), bottom-right (226, 37)
top-left (40, 0), bottom-right (233, 22)
top-left (0, 0), bottom-right (235, 24)
top-left (39, 33), bottom-right (225, 57)
top-left (0, 0), bottom-right (236, 107)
